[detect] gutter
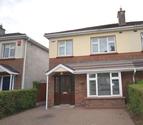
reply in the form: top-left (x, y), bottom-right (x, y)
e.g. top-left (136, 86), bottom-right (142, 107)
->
top-left (44, 24), bottom-right (143, 39)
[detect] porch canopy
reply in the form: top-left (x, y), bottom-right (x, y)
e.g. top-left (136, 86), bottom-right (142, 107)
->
top-left (0, 64), bottom-right (19, 75)
top-left (46, 59), bottom-right (143, 75)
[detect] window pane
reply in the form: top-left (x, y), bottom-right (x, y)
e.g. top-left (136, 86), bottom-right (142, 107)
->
top-left (89, 80), bottom-right (96, 95)
top-left (59, 47), bottom-right (65, 56)
top-left (112, 79), bottom-right (119, 95)
top-left (108, 36), bottom-right (114, 42)
top-left (59, 41), bottom-right (65, 46)
top-left (141, 33), bottom-right (143, 49)
top-left (108, 42), bottom-right (115, 51)
top-left (92, 44), bottom-right (98, 53)
top-left (3, 46), bottom-right (9, 58)
top-left (89, 74), bottom-right (96, 78)
top-left (99, 38), bottom-right (107, 52)
top-left (66, 41), bottom-right (72, 56)
top-left (10, 48), bottom-right (15, 57)
top-left (98, 73), bottom-right (111, 95)
top-left (91, 38), bottom-right (98, 53)
top-left (112, 73), bottom-right (118, 77)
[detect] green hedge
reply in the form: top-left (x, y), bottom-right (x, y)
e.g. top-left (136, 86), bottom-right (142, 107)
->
top-left (128, 81), bottom-right (143, 115)
top-left (0, 88), bottom-right (37, 119)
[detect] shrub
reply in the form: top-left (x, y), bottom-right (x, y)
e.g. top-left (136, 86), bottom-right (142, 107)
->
top-left (33, 81), bottom-right (40, 89)
top-left (128, 81), bottom-right (143, 115)
top-left (0, 88), bottom-right (37, 119)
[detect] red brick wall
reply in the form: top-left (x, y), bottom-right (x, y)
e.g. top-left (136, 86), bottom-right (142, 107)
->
top-left (74, 74), bottom-right (125, 108)
top-left (48, 52), bottom-right (143, 108)
top-left (121, 72), bottom-right (134, 97)
top-left (48, 76), bottom-right (54, 107)
top-left (49, 52), bottom-right (143, 68)
top-left (85, 98), bottom-right (125, 108)
top-left (75, 74), bottom-right (87, 106)
top-left (48, 71), bottom-right (143, 108)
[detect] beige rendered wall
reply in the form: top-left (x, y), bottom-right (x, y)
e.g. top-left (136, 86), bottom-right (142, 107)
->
top-left (49, 30), bottom-right (143, 58)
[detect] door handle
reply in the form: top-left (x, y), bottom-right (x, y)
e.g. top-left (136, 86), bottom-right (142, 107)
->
top-left (62, 92), bottom-right (68, 94)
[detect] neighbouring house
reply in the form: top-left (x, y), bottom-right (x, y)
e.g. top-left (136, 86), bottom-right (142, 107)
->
top-left (0, 26), bottom-right (49, 91)
top-left (44, 8), bottom-right (143, 109)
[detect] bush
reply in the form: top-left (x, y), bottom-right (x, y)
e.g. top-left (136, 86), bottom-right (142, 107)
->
top-left (128, 81), bottom-right (143, 115)
top-left (0, 88), bottom-right (37, 119)
top-left (33, 81), bottom-right (40, 89)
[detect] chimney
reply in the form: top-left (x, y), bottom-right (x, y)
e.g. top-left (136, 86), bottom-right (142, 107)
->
top-left (117, 8), bottom-right (126, 26)
top-left (0, 25), bottom-right (5, 35)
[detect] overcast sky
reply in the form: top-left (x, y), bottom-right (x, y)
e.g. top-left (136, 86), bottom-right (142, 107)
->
top-left (0, 0), bottom-right (143, 47)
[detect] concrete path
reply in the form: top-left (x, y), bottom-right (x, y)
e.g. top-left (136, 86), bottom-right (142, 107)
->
top-left (0, 105), bottom-right (134, 125)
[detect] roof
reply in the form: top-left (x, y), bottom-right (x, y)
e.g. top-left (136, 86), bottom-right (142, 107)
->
top-left (44, 21), bottom-right (143, 39)
top-left (46, 59), bottom-right (143, 75)
top-left (0, 33), bottom-right (49, 52)
top-left (0, 33), bottom-right (25, 37)
top-left (0, 64), bottom-right (19, 75)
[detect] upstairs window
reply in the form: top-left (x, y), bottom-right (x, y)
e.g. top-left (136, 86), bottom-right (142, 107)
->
top-left (58, 40), bottom-right (73, 56)
top-left (2, 43), bottom-right (16, 58)
top-left (91, 36), bottom-right (116, 54)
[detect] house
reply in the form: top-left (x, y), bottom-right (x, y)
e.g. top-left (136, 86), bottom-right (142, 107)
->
top-left (44, 8), bottom-right (143, 109)
top-left (0, 26), bottom-right (49, 91)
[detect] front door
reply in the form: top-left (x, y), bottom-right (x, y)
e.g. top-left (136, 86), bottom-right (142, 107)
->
top-left (54, 75), bottom-right (75, 105)
top-left (2, 76), bottom-right (10, 90)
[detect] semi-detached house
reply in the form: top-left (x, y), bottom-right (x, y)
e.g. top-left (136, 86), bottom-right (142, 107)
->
top-left (44, 8), bottom-right (143, 108)
top-left (0, 27), bottom-right (49, 91)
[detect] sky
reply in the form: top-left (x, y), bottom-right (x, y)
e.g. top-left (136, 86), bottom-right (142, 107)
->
top-left (0, 0), bottom-right (143, 48)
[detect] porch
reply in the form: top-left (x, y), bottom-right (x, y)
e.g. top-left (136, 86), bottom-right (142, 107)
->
top-left (0, 64), bottom-right (19, 91)
top-left (45, 59), bottom-right (143, 109)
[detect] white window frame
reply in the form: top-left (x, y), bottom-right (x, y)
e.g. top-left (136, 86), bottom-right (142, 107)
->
top-left (141, 33), bottom-right (143, 50)
top-left (58, 40), bottom-right (73, 57)
top-left (2, 43), bottom-right (16, 59)
top-left (87, 72), bottom-right (122, 98)
top-left (91, 36), bottom-right (116, 54)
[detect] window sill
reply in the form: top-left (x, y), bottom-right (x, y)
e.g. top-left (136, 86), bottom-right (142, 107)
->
top-left (90, 52), bottom-right (118, 56)
top-left (56, 56), bottom-right (74, 58)
top-left (86, 96), bottom-right (125, 100)
top-left (0, 58), bottom-right (16, 60)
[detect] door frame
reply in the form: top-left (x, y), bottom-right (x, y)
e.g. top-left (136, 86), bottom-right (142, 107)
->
top-left (54, 74), bottom-right (75, 105)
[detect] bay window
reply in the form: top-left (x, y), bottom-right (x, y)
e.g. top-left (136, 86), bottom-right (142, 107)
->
top-left (58, 40), bottom-right (73, 56)
top-left (91, 36), bottom-right (116, 54)
top-left (87, 72), bottom-right (122, 97)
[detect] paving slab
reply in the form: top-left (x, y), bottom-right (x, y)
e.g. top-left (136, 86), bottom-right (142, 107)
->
top-left (0, 105), bottom-right (134, 125)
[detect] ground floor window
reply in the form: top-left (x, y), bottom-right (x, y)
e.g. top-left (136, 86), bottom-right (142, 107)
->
top-left (87, 72), bottom-right (122, 97)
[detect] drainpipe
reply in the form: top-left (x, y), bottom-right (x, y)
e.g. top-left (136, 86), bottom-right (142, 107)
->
top-left (21, 40), bottom-right (28, 89)
top-left (133, 68), bottom-right (136, 83)
top-left (46, 75), bottom-right (49, 110)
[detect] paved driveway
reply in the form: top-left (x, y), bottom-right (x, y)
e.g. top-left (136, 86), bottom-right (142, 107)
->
top-left (0, 105), bottom-right (134, 125)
